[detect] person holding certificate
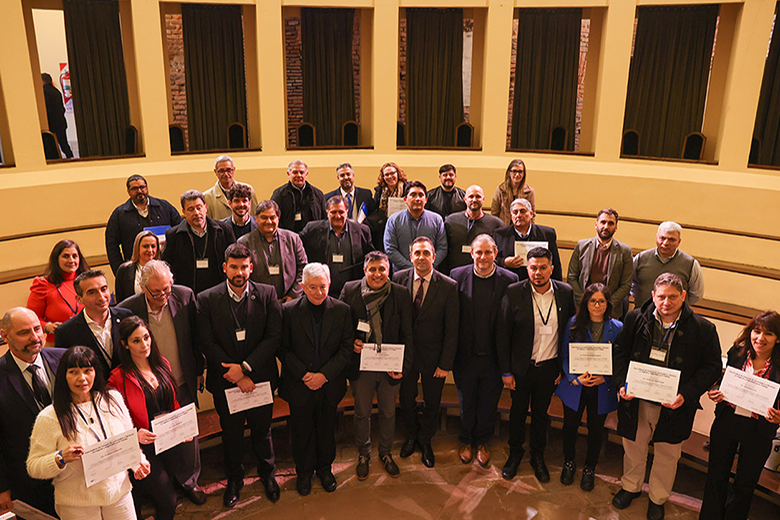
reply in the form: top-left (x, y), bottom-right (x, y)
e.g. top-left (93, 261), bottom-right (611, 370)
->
top-left (554, 283), bottom-right (621, 491)
top-left (699, 310), bottom-right (780, 520)
top-left (108, 316), bottom-right (206, 519)
top-left (27, 346), bottom-right (150, 519)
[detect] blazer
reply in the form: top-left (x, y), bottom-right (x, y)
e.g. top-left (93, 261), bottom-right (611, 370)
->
top-left (55, 307), bottom-right (134, 380)
top-left (279, 296), bottom-right (354, 407)
top-left (161, 217), bottom-right (235, 292)
top-left (118, 285), bottom-right (203, 402)
top-left (238, 228), bottom-right (308, 300)
top-left (566, 236), bottom-right (633, 318)
top-left (108, 360), bottom-right (181, 430)
top-left (339, 280), bottom-right (414, 383)
top-left (497, 279), bottom-right (576, 378)
top-left (392, 268), bottom-right (459, 374)
top-left (493, 223), bottom-right (563, 282)
top-left (114, 261), bottom-right (139, 304)
top-left (203, 180), bottom-right (258, 221)
top-left (555, 316), bottom-right (622, 415)
top-left (449, 265), bottom-right (518, 369)
top-left (0, 348), bottom-right (63, 510)
top-left (299, 219), bottom-right (374, 288)
top-left (196, 281), bottom-right (282, 393)
top-left (323, 186), bottom-right (377, 219)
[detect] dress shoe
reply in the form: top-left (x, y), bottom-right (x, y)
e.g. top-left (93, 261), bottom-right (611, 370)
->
top-left (296, 474), bottom-right (312, 496)
top-left (580, 466), bottom-right (595, 492)
top-left (560, 460), bottom-right (576, 486)
top-left (476, 445), bottom-right (491, 468)
top-left (182, 485), bottom-right (207, 505)
top-left (400, 438), bottom-right (417, 459)
top-left (502, 454), bottom-right (522, 480)
top-left (381, 454), bottom-right (400, 477)
top-left (356, 455), bottom-right (370, 480)
top-left (530, 456), bottom-right (550, 483)
top-left (647, 500), bottom-right (665, 520)
top-left (612, 489), bottom-right (642, 509)
top-left (260, 475), bottom-right (280, 503)
top-left (420, 443), bottom-right (435, 468)
top-left (319, 470), bottom-right (337, 493)
top-left (223, 478), bottom-right (243, 508)
top-left (458, 443), bottom-right (474, 464)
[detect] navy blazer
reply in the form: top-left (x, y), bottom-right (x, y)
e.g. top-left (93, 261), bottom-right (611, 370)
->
top-left (323, 186), bottom-right (377, 219)
top-left (493, 223), bottom-right (563, 282)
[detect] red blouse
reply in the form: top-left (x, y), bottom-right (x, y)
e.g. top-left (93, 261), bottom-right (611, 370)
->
top-left (27, 271), bottom-right (81, 343)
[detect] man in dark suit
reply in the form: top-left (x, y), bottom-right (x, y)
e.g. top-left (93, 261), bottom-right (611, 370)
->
top-left (493, 198), bottom-right (562, 281)
top-left (197, 243), bottom-right (282, 508)
top-left (323, 163), bottom-right (376, 222)
top-left (0, 307), bottom-right (64, 518)
top-left (392, 237), bottom-right (458, 467)
top-left (450, 234), bottom-right (518, 468)
top-left (280, 263), bottom-right (353, 496)
top-left (55, 270), bottom-right (133, 380)
top-left (271, 160), bottom-right (327, 232)
top-left (42, 72), bottom-right (73, 159)
top-left (497, 247), bottom-right (576, 482)
top-left (300, 195), bottom-right (374, 297)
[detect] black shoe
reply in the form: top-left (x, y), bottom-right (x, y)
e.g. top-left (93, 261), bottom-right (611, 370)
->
top-left (420, 443), bottom-right (435, 468)
top-left (612, 489), bottom-right (642, 509)
top-left (356, 455), bottom-right (370, 480)
top-left (400, 438), bottom-right (417, 459)
top-left (296, 474), bottom-right (312, 496)
top-left (530, 456), bottom-right (550, 483)
top-left (580, 466), bottom-right (595, 492)
top-left (223, 478), bottom-right (243, 508)
top-left (381, 454), bottom-right (400, 477)
top-left (502, 454), bottom-right (522, 480)
top-left (260, 476), bottom-right (280, 503)
top-left (560, 460), bottom-right (576, 486)
top-left (319, 470), bottom-right (337, 493)
top-left (182, 485), bottom-right (207, 505)
top-left (647, 500), bottom-right (665, 520)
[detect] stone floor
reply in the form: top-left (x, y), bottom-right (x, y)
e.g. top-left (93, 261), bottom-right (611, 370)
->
top-left (148, 415), bottom-right (780, 519)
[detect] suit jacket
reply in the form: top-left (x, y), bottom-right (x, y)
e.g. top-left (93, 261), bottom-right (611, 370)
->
top-left (197, 281), bottom-right (282, 393)
top-left (493, 223), bottom-right (563, 281)
top-left (567, 236), bottom-right (633, 318)
top-left (114, 261), bottom-right (138, 304)
top-left (54, 307), bottom-right (134, 380)
top-left (279, 296), bottom-right (354, 406)
top-left (323, 186), bottom-right (377, 220)
top-left (238, 228), bottom-right (308, 300)
top-left (449, 265), bottom-right (518, 369)
top-left (203, 180), bottom-right (258, 221)
top-left (339, 280), bottom-right (414, 383)
top-left (496, 279), bottom-right (576, 378)
top-left (392, 268), bottom-right (459, 374)
top-left (0, 348), bottom-right (63, 511)
top-left (299, 219), bottom-right (374, 293)
top-left (118, 285), bottom-right (203, 402)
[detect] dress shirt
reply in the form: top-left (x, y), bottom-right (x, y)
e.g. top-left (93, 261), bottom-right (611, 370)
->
top-left (132, 201), bottom-right (149, 219)
top-left (340, 188), bottom-right (358, 220)
top-left (531, 285), bottom-right (558, 363)
top-left (11, 352), bottom-right (53, 396)
top-left (227, 280), bottom-right (249, 302)
top-left (84, 310), bottom-right (114, 360)
top-left (413, 270), bottom-right (432, 304)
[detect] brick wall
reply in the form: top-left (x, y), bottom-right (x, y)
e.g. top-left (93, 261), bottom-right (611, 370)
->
top-left (165, 14), bottom-right (188, 148)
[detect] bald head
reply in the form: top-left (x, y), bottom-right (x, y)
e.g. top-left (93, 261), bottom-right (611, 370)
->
top-left (1, 307), bottom-right (44, 363)
top-left (464, 185), bottom-right (486, 218)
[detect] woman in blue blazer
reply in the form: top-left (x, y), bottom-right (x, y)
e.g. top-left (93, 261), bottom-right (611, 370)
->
top-left (555, 282), bottom-right (621, 491)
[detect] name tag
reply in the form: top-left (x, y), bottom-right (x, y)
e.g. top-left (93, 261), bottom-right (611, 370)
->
top-left (357, 320), bottom-right (371, 333)
top-left (461, 245), bottom-right (471, 253)
top-left (649, 348), bottom-right (667, 362)
top-left (268, 265), bottom-right (280, 275)
top-left (294, 213), bottom-right (302, 221)
top-left (196, 259), bottom-right (209, 269)
top-left (539, 325), bottom-right (554, 336)
top-left (332, 254), bottom-right (344, 263)
top-left (236, 330), bottom-right (246, 342)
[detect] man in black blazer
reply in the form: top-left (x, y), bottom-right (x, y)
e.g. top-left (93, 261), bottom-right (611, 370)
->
top-left (279, 263), bottom-right (353, 496)
top-left (55, 270), bottom-right (133, 380)
top-left (493, 198), bottom-right (562, 281)
top-left (300, 195), bottom-right (374, 297)
top-left (323, 162), bottom-right (376, 222)
top-left (0, 307), bottom-right (64, 518)
top-left (271, 160), bottom-right (327, 232)
top-left (197, 243), bottom-right (282, 508)
top-left (450, 234), bottom-right (518, 468)
top-left (497, 247), bottom-right (576, 482)
top-left (392, 237), bottom-right (458, 468)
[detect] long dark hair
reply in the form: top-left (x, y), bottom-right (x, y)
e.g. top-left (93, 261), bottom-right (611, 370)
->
top-left (44, 239), bottom-right (89, 285)
top-left (117, 316), bottom-right (176, 411)
top-left (53, 346), bottom-right (117, 441)
top-left (734, 310), bottom-right (780, 368)
top-left (570, 283), bottom-right (613, 342)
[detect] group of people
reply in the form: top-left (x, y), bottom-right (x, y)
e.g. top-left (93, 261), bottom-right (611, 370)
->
top-left (0, 155), bottom-right (776, 520)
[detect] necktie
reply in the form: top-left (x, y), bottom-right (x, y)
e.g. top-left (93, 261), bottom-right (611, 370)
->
top-left (346, 193), bottom-right (353, 219)
top-left (414, 279), bottom-right (425, 312)
top-left (27, 365), bottom-right (51, 408)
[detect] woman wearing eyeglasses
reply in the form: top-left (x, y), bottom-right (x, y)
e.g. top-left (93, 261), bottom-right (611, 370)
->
top-left (115, 231), bottom-right (160, 304)
top-left (491, 159), bottom-right (536, 226)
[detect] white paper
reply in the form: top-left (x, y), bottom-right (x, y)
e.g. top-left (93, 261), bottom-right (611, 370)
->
top-left (513, 241), bottom-right (549, 262)
top-left (719, 365), bottom-right (780, 417)
top-left (569, 343), bottom-right (613, 375)
top-left (387, 197), bottom-right (406, 216)
top-left (151, 403), bottom-right (199, 455)
top-left (225, 382), bottom-right (273, 414)
top-left (81, 429), bottom-right (141, 488)
top-left (359, 343), bottom-right (405, 372)
top-left (357, 321), bottom-right (370, 333)
top-left (461, 245), bottom-right (471, 254)
top-left (9, 501), bottom-right (57, 520)
top-left (626, 361), bottom-right (680, 404)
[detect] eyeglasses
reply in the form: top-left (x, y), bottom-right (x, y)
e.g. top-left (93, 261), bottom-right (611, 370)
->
top-left (588, 299), bottom-right (607, 305)
top-left (509, 169), bottom-right (525, 175)
top-left (128, 185), bottom-right (147, 192)
top-left (146, 288), bottom-right (172, 300)
top-left (216, 168), bottom-right (235, 174)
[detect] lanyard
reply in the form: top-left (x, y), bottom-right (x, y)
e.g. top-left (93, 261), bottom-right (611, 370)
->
top-left (56, 285), bottom-right (81, 315)
top-left (75, 396), bottom-right (108, 442)
top-left (531, 291), bottom-right (554, 326)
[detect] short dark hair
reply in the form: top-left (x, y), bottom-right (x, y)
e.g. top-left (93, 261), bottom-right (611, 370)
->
top-left (180, 189), bottom-right (205, 209)
top-left (74, 270), bottom-right (106, 297)
top-left (227, 182), bottom-right (252, 201)
top-left (411, 236), bottom-right (434, 249)
top-left (364, 251), bottom-right (389, 269)
top-left (255, 199), bottom-right (280, 217)
top-left (404, 180), bottom-right (427, 197)
top-left (326, 195), bottom-right (348, 210)
top-left (41, 73), bottom-right (53, 84)
top-left (653, 273), bottom-right (684, 294)
top-left (439, 164), bottom-right (456, 175)
top-left (336, 163), bottom-right (353, 172)
top-left (225, 243), bottom-right (252, 263)
top-left (526, 247), bottom-right (552, 263)
top-left (597, 208), bottom-right (619, 222)
top-left (126, 174), bottom-right (147, 189)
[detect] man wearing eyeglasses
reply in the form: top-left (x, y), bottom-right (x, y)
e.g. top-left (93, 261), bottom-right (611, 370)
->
top-left (204, 155), bottom-right (258, 221)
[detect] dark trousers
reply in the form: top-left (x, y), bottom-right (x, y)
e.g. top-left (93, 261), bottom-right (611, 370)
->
top-left (453, 355), bottom-right (503, 445)
top-left (288, 389), bottom-right (338, 477)
top-left (52, 128), bottom-right (73, 158)
top-left (400, 368), bottom-right (446, 444)
top-left (699, 409), bottom-right (774, 520)
top-left (561, 384), bottom-right (606, 468)
top-left (14, 481), bottom-right (56, 519)
top-left (212, 389), bottom-right (276, 481)
top-left (131, 442), bottom-right (189, 520)
top-left (172, 383), bottom-right (201, 490)
top-left (508, 359), bottom-right (558, 458)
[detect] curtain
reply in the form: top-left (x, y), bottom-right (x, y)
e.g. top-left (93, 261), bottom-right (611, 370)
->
top-left (62, 0), bottom-right (131, 157)
top-left (753, 2), bottom-right (780, 166)
top-left (302, 8), bottom-right (355, 146)
top-left (510, 8), bottom-right (581, 151)
top-left (182, 4), bottom-right (247, 151)
top-left (623, 5), bottom-right (719, 158)
top-left (406, 8), bottom-right (463, 147)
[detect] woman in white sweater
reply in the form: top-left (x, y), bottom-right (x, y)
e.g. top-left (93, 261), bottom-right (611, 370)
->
top-left (27, 346), bottom-right (150, 520)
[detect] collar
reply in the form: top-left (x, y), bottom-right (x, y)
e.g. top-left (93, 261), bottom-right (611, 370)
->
top-left (145, 295), bottom-right (168, 320)
top-left (595, 236), bottom-right (613, 250)
top-left (406, 209), bottom-right (425, 221)
top-left (231, 214), bottom-right (250, 226)
top-left (84, 308), bottom-right (111, 329)
top-left (131, 200), bottom-right (149, 212)
top-left (653, 308), bottom-right (681, 329)
top-left (329, 220), bottom-right (348, 235)
top-left (189, 224), bottom-right (207, 238)
top-left (11, 350), bottom-right (45, 375)
top-left (227, 281), bottom-right (249, 302)
top-left (654, 247), bottom-right (679, 263)
top-left (291, 182), bottom-right (307, 193)
top-left (414, 270), bottom-right (433, 284)
top-left (532, 283), bottom-right (554, 297)
top-left (514, 223), bottom-right (533, 239)
top-left (340, 187), bottom-right (355, 198)
top-left (473, 265), bottom-right (496, 279)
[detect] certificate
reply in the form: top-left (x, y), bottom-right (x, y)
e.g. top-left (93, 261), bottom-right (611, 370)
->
top-left (626, 361), bottom-right (680, 404)
top-left (569, 343), bottom-right (612, 375)
top-left (225, 382), bottom-right (274, 414)
top-left (360, 343), bottom-right (405, 372)
top-left (151, 403), bottom-right (199, 455)
top-left (387, 197), bottom-right (406, 216)
top-left (719, 366), bottom-right (780, 417)
top-left (513, 241), bottom-right (548, 262)
top-left (81, 429), bottom-right (141, 488)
